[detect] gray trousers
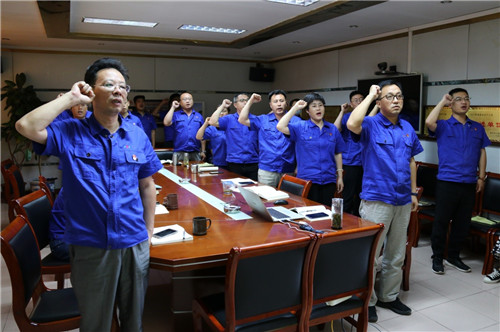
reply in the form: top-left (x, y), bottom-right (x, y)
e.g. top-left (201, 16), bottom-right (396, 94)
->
top-left (359, 200), bottom-right (411, 306)
top-left (69, 241), bottom-right (150, 332)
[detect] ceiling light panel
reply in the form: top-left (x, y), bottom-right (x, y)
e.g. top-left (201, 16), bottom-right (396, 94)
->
top-left (266, 0), bottom-right (319, 6)
top-left (82, 17), bottom-right (158, 28)
top-left (178, 25), bottom-right (246, 34)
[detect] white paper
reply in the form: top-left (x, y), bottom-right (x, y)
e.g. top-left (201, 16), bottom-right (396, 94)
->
top-left (151, 224), bottom-right (193, 246)
top-left (245, 185), bottom-right (289, 200)
top-left (155, 204), bottom-right (169, 215)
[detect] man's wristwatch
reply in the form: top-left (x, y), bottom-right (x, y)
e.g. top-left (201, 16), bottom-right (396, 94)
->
top-left (411, 192), bottom-right (418, 196)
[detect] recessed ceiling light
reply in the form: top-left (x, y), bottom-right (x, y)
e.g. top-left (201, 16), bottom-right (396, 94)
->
top-left (267, 0), bottom-right (319, 6)
top-left (178, 24), bottom-right (245, 34)
top-left (82, 17), bottom-right (158, 28)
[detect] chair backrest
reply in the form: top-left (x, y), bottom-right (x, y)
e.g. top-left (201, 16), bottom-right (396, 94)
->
top-left (38, 175), bottom-right (54, 201)
top-left (225, 236), bottom-right (315, 330)
top-left (416, 162), bottom-right (438, 199)
top-left (307, 224), bottom-right (384, 309)
top-left (2, 161), bottom-right (26, 202)
top-left (1, 215), bottom-right (43, 315)
top-left (13, 188), bottom-right (54, 250)
top-left (481, 172), bottom-right (500, 216)
top-left (277, 174), bottom-right (312, 198)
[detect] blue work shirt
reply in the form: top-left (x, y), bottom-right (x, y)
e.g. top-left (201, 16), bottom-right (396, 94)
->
top-left (170, 109), bottom-right (204, 152)
top-left (54, 109), bottom-right (92, 122)
top-left (34, 115), bottom-right (163, 249)
top-left (356, 113), bottom-right (423, 206)
top-left (218, 113), bottom-right (259, 163)
top-left (131, 111), bottom-right (157, 141)
top-left (121, 112), bottom-right (144, 130)
top-left (49, 187), bottom-right (65, 240)
top-left (430, 116), bottom-right (491, 183)
top-left (288, 120), bottom-right (345, 185)
top-left (341, 112), bottom-right (363, 166)
top-left (250, 113), bottom-right (299, 173)
top-left (203, 126), bottom-right (227, 166)
top-left (159, 110), bottom-right (175, 141)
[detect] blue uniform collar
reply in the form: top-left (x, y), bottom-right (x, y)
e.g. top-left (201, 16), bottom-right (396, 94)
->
top-left (448, 115), bottom-right (472, 126)
top-left (87, 113), bottom-right (129, 136)
top-left (306, 119), bottom-right (331, 129)
top-left (376, 112), bottom-right (402, 128)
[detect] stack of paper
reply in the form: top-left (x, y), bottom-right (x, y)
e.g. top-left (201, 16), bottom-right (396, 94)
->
top-left (151, 224), bottom-right (193, 246)
top-left (245, 185), bottom-right (289, 200)
top-left (292, 205), bottom-right (332, 221)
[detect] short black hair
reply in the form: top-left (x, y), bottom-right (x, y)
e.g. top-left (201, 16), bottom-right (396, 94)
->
top-left (133, 95), bottom-right (145, 104)
top-left (289, 98), bottom-right (300, 107)
top-left (233, 93), bottom-right (250, 103)
top-left (378, 79), bottom-right (402, 91)
top-left (448, 87), bottom-right (469, 96)
top-left (349, 90), bottom-right (363, 100)
top-left (84, 58), bottom-right (129, 86)
top-left (303, 92), bottom-right (325, 110)
top-left (268, 89), bottom-right (287, 101)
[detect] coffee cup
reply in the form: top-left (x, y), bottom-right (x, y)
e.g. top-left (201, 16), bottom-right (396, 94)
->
top-left (163, 193), bottom-right (178, 210)
top-left (193, 216), bottom-right (212, 236)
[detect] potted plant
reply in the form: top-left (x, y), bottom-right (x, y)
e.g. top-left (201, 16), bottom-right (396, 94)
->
top-left (1, 73), bottom-right (42, 169)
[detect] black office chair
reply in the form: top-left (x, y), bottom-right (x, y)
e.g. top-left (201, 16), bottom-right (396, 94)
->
top-left (192, 236), bottom-right (315, 332)
top-left (304, 223), bottom-right (384, 332)
top-left (1, 215), bottom-right (80, 331)
top-left (277, 174), bottom-right (312, 198)
top-left (13, 188), bottom-right (71, 289)
top-left (155, 148), bottom-right (174, 161)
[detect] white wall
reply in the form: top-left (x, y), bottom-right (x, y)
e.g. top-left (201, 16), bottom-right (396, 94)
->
top-left (274, 19), bottom-right (500, 173)
top-left (2, 18), bottom-right (499, 188)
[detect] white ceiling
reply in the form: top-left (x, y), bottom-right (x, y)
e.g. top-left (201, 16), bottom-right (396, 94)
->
top-left (1, 0), bottom-right (499, 62)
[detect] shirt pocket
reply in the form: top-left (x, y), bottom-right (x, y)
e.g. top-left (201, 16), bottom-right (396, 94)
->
top-left (120, 150), bottom-right (147, 183)
top-left (73, 146), bottom-right (104, 181)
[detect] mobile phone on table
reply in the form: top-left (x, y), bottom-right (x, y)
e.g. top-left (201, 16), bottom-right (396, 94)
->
top-left (153, 229), bottom-right (177, 238)
top-left (305, 212), bottom-right (329, 219)
top-left (209, 171), bottom-right (223, 174)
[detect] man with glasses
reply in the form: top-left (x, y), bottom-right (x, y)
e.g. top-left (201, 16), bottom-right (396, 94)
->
top-left (15, 58), bottom-right (162, 331)
top-left (163, 91), bottom-right (205, 161)
top-left (347, 80), bottom-right (423, 323)
top-left (426, 88), bottom-right (490, 275)
top-left (209, 93), bottom-right (259, 181)
top-left (334, 90), bottom-right (378, 216)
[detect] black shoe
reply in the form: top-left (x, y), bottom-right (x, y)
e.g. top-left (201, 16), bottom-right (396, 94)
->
top-left (376, 298), bottom-right (412, 316)
top-left (432, 257), bottom-right (444, 274)
top-left (445, 257), bottom-right (471, 273)
top-left (368, 306), bottom-right (378, 323)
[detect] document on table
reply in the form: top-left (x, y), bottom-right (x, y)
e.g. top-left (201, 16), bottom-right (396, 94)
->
top-left (151, 224), bottom-right (193, 246)
top-left (244, 185), bottom-right (289, 200)
top-left (155, 203), bottom-right (169, 215)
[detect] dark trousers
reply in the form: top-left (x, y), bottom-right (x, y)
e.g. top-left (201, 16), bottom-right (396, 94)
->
top-left (343, 165), bottom-right (363, 216)
top-left (227, 162), bottom-right (258, 182)
top-left (431, 180), bottom-right (476, 259)
top-left (308, 182), bottom-right (336, 207)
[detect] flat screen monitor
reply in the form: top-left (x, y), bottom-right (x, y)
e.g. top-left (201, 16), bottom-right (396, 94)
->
top-left (357, 74), bottom-right (423, 134)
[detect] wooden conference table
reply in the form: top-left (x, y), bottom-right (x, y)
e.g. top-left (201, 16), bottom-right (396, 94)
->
top-left (149, 163), bottom-right (378, 331)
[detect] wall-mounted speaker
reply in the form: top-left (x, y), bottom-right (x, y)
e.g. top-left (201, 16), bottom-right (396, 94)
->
top-left (249, 67), bottom-right (274, 82)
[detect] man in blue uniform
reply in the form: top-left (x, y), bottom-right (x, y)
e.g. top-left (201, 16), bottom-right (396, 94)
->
top-left (163, 91), bottom-right (205, 161)
top-left (426, 88), bottom-right (490, 274)
top-left (238, 90), bottom-right (299, 187)
top-left (16, 58), bottom-right (162, 331)
top-left (209, 94), bottom-right (259, 181)
top-left (347, 80), bottom-right (423, 323)
top-left (132, 95), bottom-right (157, 147)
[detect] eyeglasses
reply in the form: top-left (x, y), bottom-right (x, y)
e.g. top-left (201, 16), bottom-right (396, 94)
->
top-left (181, 97), bottom-right (193, 101)
top-left (351, 98), bottom-right (364, 103)
top-left (379, 94), bottom-right (404, 102)
top-left (97, 82), bottom-right (130, 93)
top-left (236, 99), bottom-right (249, 103)
top-left (453, 97), bottom-right (470, 102)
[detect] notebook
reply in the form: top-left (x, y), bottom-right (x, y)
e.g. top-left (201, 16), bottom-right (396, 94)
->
top-left (238, 186), bottom-right (303, 222)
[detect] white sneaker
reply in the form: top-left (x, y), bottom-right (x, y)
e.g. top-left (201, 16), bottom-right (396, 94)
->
top-left (483, 269), bottom-right (500, 284)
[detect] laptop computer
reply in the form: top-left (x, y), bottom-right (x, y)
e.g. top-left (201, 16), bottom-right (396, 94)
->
top-left (238, 186), bottom-right (304, 222)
